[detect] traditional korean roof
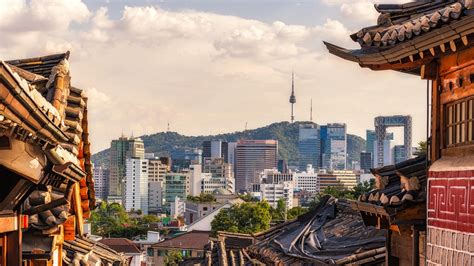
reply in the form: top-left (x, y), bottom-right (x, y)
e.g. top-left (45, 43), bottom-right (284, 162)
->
top-left (1, 52), bottom-right (95, 213)
top-left (324, 0), bottom-right (474, 74)
top-left (6, 52), bottom-right (69, 78)
top-left (63, 236), bottom-right (128, 265)
top-left (352, 155), bottom-right (427, 227)
top-left (152, 231), bottom-right (211, 251)
top-left (206, 196), bottom-right (387, 265)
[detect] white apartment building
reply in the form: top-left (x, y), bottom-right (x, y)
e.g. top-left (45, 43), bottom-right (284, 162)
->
top-left (170, 196), bottom-right (186, 219)
top-left (201, 173), bottom-right (234, 194)
top-left (253, 181), bottom-right (294, 209)
top-left (125, 158), bottom-right (149, 214)
top-left (293, 164), bottom-right (319, 195)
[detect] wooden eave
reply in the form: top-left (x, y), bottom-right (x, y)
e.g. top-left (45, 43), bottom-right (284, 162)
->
top-left (324, 14), bottom-right (474, 74)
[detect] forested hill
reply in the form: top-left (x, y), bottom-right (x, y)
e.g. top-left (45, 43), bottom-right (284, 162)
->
top-left (91, 121), bottom-right (366, 167)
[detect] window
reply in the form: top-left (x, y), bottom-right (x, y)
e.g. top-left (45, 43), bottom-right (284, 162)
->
top-left (445, 97), bottom-right (474, 147)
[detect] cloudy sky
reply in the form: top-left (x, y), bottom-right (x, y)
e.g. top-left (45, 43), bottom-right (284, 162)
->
top-left (0, 0), bottom-right (427, 153)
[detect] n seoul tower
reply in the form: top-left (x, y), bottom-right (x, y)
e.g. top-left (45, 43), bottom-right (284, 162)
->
top-left (289, 72), bottom-right (296, 123)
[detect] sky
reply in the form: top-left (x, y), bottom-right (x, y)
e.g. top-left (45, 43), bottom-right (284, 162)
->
top-left (0, 0), bottom-right (427, 153)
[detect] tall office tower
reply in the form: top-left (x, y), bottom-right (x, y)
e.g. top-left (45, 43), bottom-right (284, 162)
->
top-left (148, 158), bottom-right (168, 213)
top-left (320, 124), bottom-right (347, 170)
top-left (124, 158), bottom-right (149, 214)
top-left (163, 172), bottom-right (190, 209)
top-left (298, 123), bottom-right (321, 170)
top-left (108, 136), bottom-right (145, 201)
top-left (93, 166), bottom-right (109, 200)
top-left (202, 140), bottom-right (229, 162)
top-left (366, 130), bottom-right (376, 167)
top-left (360, 152), bottom-right (372, 173)
top-left (227, 142), bottom-right (237, 170)
top-left (374, 139), bottom-right (394, 166)
top-left (393, 145), bottom-right (406, 164)
top-left (235, 140), bottom-right (278, 191)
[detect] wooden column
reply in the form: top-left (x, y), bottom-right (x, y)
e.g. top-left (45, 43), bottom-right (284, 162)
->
top-left (412, 226), bottom-right (420, 266)
top-left (431, 78), bottom-right (441, 162)
top-left (6, 213), bottom-right (21, 266)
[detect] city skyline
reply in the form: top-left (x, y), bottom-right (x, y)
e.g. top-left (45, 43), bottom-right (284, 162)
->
top-left (1, 0), bottom-right (427, 153)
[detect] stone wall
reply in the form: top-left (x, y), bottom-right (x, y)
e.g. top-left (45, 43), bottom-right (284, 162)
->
top-left (426, 226), bottom-right (474, 265)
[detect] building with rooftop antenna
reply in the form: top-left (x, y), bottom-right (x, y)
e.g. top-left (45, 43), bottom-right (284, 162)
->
top-left (289, 72), bottom-right (296, 123)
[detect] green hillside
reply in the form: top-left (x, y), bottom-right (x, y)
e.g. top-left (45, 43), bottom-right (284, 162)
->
top-left (92, 121), bottom-right (366, 168)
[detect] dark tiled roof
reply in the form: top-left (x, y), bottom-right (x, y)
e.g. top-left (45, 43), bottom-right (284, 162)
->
top-left (63, 236), bottom-right (127, 265)
top-left (99, 238), bottom-right (142, 254)
top-left (6, 52), bottom-right (69, 78)
top-left (360, 155), bottom-right (427, 208)
top-left (324, 1), bottom-right (474, 72)
top-left (206, 196), bottom-right (387, 265)
top-left (352, 1), bottom-right (464, 48)
top-left (246, 196), bottom-right (387, 264)
top-left (152, 231), bottom-right (210, 251)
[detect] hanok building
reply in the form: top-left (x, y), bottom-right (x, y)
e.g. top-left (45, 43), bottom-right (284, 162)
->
top-left (325, 0), bottom-right (474, 265)
top-left (0, 52), bottom-right (125, 265)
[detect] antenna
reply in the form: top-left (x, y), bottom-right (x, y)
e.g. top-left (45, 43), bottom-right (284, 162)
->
top-left (167, 121), bottom-right (170, 132)
top-left (310, 98), bottom-right (313, 122)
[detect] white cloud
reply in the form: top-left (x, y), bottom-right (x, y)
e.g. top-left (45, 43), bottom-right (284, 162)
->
top-left (0, 1), bottom-right (427, 152)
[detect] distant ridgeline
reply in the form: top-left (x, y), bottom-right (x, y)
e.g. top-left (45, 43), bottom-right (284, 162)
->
top-left (92, 121), bottom-right (366, 167)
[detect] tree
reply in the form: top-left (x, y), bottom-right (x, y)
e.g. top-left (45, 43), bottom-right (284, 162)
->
top-left (287, 206), bottom-right (307, 220)
top-left (238, 193), bottom-right (260, 202)
top-left (211, 201), bottom-right (272, 234)
top-left (352, 179), bottom-right (374, 199)
top-left (187, 193), bottom-right (216, 203)
top-left (414, 141), bottom-right (427, 156)
top-left (164, 249), bottom-right (183, 265)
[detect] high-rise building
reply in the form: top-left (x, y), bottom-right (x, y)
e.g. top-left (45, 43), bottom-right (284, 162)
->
top-left (202, 140), bottom-right (228, 160)
top-left (163, 173), bottom-right (190, 209)
top-left (227, 142), bottom-right (237, 170)
top-left (202, 157), bottom-right (234, 193)
top-left (360, 152), bottom-right (372, 173)
top-left (393, 145), bottom-right (406, 164)
top-left (298, 124), bottom-right (321, 170)
top-left (235, 140), bottom-right (278, 191)
top-left (124, 158), bottom-right (149, 214)
top-left (321, 124), bottom-right (347, 170)
top-left (108, 136), bottom-right (145, 200)
top-left (374, 139), bottom-right (394, 166)
top-left (93, 166), bottom-right (109, 200)
top-left (294, 164), bottom-right (319, 195)
top-left (148, 158), bottom-right (168, 213)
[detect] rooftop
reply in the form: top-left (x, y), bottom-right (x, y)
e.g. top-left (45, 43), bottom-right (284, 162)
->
top-left (152, 231), bottom-right (210, 251)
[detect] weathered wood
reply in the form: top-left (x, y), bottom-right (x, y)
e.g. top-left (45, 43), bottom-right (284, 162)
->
top-left (23, 198), bottom-right (68, 215)
top-left (72, 183), bottom-right (83, 236)
top-left (63, 216), bottom-right (75, 241)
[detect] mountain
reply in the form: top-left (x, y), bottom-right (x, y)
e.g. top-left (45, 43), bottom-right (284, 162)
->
top-left (91, 121), bottom-right (366, 168)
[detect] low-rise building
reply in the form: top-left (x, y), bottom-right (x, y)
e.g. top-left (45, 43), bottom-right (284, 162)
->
top-left (99, 238), bottom-right (143, 266)
top-left (151, 231), bottom-right (210, 265)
